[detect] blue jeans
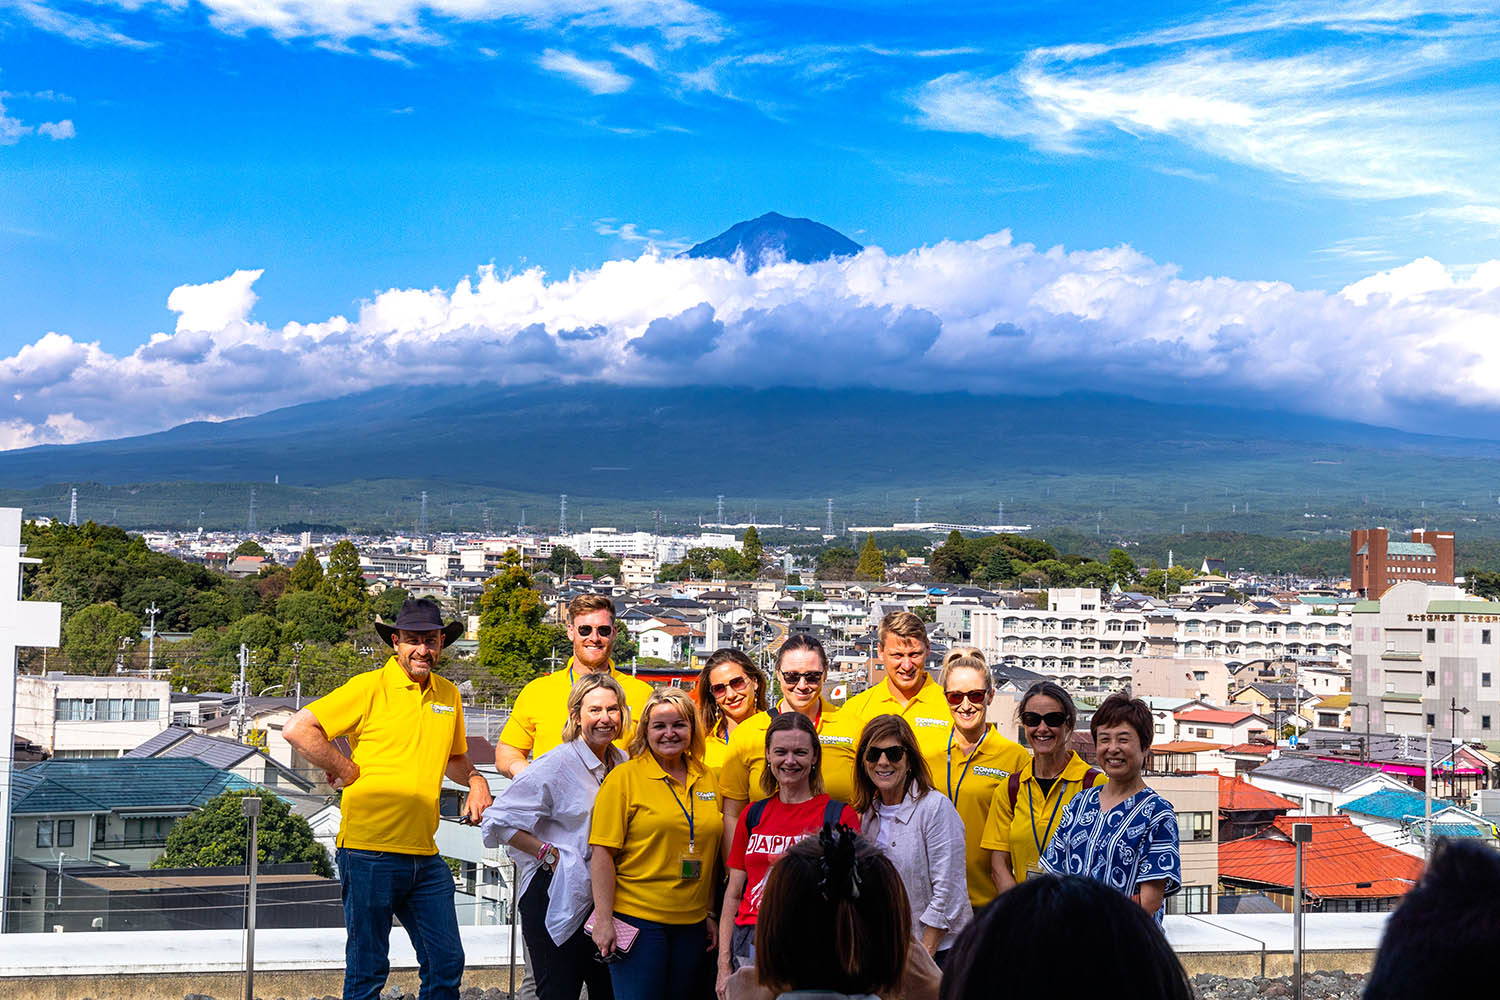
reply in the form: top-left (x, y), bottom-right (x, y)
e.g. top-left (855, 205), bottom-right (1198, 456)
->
top-left (338, 847), bottom-right (464, 1000)
top-left (606, 914), bottom-right (708, 1000)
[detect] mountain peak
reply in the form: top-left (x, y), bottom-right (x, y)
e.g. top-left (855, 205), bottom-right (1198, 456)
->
top-left (681, 212), bottom-right (863, 273)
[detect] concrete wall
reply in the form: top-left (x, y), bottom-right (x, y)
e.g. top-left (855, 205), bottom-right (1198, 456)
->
top-left (1152, 773), bottom-right (1220, 914)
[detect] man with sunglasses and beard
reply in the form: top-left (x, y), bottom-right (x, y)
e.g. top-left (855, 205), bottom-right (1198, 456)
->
top-left (498, 594), bottom-right (654, 778)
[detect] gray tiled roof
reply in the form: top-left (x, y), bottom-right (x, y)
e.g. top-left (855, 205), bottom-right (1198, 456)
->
top-left (1248, 755), bottom-right (1385, 791)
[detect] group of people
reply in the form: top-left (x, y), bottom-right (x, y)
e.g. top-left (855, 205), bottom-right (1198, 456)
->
top-left (285, 595), bottom-right (1185, 1000)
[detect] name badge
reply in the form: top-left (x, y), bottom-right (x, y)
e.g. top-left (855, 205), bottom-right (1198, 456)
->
top-left (431, 704), bottom-right (455, 715)
top-left (680, 857), bottom-right (703, 880)
top-left (916, 717), bottom-right (948, 728)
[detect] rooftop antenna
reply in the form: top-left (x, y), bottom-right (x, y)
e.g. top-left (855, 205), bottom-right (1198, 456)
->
top-left (247, 489), bottom-right (256, 532)
top-left (68, 488), bottom-right (78, 526)
top-left (826, 498), bottom-right (834, 535)
top-left (559, 494), bottom-right (568, 534)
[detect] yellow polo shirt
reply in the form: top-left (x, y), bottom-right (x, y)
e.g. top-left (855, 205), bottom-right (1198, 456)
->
top-left (717, 700), bottom-right (860, 806)
top-left (308, 659), bottom-right (466, 855)
top-left (499, 658), bottom-right (654, 759)
top-left (704, 725), bottom-right (731, 777)
top-left (979, 751), bottom-right (1105, 886)
top-left (590, 753), bottom-right (724, 925)
top-left (923, 726), bottom-right (1030, 908)
top-left (840, 676), bottom-right (954, 756)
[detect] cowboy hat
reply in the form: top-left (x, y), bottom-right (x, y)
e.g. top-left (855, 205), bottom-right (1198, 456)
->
top-left (374, 597), bottom-right (465, 648)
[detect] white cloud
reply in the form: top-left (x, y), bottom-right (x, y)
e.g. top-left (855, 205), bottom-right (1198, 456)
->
top-left (37, 119), bottom-right (75, 139)
top-left (18, 0), bottom-right (723, 47)
top-left (911, 4), bottom-right (1500, 213)
top-left (7, 233), bottom-right (1500, 450)
top-left (539, 49), bottom-right (632, 93)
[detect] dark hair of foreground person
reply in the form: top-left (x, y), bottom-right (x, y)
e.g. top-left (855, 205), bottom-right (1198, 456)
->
top-left (939, 874), bottom-right (1193, 1000)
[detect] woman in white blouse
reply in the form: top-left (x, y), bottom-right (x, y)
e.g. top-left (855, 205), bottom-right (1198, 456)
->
top-left (482, 673), bottom-right (628, 1000)
top-left (854, 713), bottom-right (972, 967)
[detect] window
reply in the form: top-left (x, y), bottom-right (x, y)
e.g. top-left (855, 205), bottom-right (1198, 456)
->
top-left (1426, 671), bottom-right (1436, 686)
top-left (35, 820), bottom-right (53, 848)
top-left (57, 820), bottom-right (74, 848)
top-left (1193, 671), bottom-right (1207, 681)
top-left (1427, 628), bottom-right (1436, 642)
top-left (123, 817), bottom-right (173, 845)
top-left (94, 818), bottom-right (106, 844)
top-left (1225, 623), bottom-right (1240, 634)
top-left (1427, 713), bottom-right (1436, 728)
top-left (1167, 885), bottom-right (1212, 915)
top-left (1177, 811), bottom-right (1214, 842)
top-left (1484, 630), bottom-right (1492, 645)
top-left (1484, 715), bottom-right (1492, 730)
top-left (1484, 673), bottom-right (1492, 688)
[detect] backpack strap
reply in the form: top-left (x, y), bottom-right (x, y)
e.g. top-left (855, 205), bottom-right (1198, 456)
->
top-left (1081, 767), bottom-right (1103, 787)
top-left (743, 796), bottom-right (770, 836)
top-left (822, 798), bottom-right (847, 830)
top-left (767, 705), bottom-right (782, 719)
top-left (1007, 771), bottom-right (1022, 811)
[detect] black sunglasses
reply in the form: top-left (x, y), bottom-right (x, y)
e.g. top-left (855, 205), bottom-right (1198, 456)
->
top-left (780, 670), bottom-right (823, 687)
top-left (1021, 711), bottom-right (1068, 728)
top-left (864, 745), bottom-right (907, 764)
top-left (575, 624), bottom-right (614, 637)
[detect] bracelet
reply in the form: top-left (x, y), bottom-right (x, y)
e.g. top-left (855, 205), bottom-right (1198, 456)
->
top-left (536, 842), bottom-right (553, 862)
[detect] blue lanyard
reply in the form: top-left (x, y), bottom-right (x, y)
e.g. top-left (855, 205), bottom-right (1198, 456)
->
top-left (946, 727), bottom-right (990, 804)
top-left (666, 778), bottom-right (697, 853)
top-left (1027, 773), bottom-right (1070, 861)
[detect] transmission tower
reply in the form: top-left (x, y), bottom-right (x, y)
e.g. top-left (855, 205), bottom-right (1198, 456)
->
top-left (419, 491), bottom-right (428, 536)
top-left (997, 501), bottom-right (1004, 526)
top-left (68, 488), bottom-right (78, 526)
top-left (247, 488), bottom-right (256, 532)
top-left (717, 495), bottom-right (725, 525)
top-left (826, 498), bottom-right (834, 534)
top-left (559, 494), bottom-right (568, 534)
top-left (914, 497), bottom-right (921, 521)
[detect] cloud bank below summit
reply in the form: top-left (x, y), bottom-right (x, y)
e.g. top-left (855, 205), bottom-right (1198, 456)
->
top-left (5, 232), bottom-right (1500, 451)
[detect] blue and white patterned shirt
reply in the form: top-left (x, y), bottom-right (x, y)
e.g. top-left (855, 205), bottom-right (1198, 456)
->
top-left (1041, 785), bottom-right (1181, 925)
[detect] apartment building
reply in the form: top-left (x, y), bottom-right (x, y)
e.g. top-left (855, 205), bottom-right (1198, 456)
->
top-left (1351, 581), bottom-right (1500, 740)
top-left (1350, 527), bottom-right (1454, 598)
top-left (15, 674), bottom-right (171, 758)
top-left (968, 588), bottom-right (1350, 693)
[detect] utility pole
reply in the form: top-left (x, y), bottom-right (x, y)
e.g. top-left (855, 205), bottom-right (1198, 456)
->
top-left (1292, 822), bottom-right (1312, 1000)
top-left (1424, 727), bottom-right (1432, 860)
top-left (242, 795), bottom-right (262, 1000)
top-left (235, 644), bottom-right (249, 741)
top-left (145, 603), bottom-right (160, 679)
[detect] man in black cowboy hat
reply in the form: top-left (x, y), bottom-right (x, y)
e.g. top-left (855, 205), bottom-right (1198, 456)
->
top-left (284, 597), bottom-right (493, 1000)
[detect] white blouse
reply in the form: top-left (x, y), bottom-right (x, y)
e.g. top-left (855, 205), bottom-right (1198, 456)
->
top-left (862, 787), bottom-right (973, 952)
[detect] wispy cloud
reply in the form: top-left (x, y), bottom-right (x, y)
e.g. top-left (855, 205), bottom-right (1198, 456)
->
top-left (0, 94), bottom-right (76, 146)
top-left (593, 218), bottom-right (690, 253)
top-left (7, 232), bottom-right (1500, 449)
top-left (539, 49), bottom-right (632, 93)
top-left (910, 3), bottom-right (1500, 215)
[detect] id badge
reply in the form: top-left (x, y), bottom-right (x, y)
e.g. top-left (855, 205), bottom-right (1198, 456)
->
top-left (680, 855), bottom-right (703, 880)
top-left (1026, 866), bottom-right (1046, 880)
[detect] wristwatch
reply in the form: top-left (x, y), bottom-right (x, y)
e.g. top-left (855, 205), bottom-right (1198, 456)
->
top-left (537, 842), bottom-right (559, 870)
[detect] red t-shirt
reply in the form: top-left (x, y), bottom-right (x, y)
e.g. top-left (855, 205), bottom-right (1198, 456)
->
top-left (727, 793), bottom-right (861, 926)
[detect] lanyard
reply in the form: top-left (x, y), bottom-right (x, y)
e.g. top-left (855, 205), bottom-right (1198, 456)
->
top-left (666, 778), bottom-right (697, 853)
top-left (946, 727), bottom-right (990, 804)
top-left (1027, 773), bottom-right (1069, 861)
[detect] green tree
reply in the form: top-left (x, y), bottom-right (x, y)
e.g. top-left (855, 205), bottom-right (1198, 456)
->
top-left (1106, 549), bottom-right (1138, 589)
top-left (371, 586), bottom-right (411, 624)
top-left (232, 539), bottom-right (268, 558)
top-left (277, 590), bottom-right (347, 645)
top-left (742, 526), bottom-right (763, 567)
top-left (590, 550), bottom-right (623, 580)
top-left (815, 546), bottom-right (858, 580)
top-left (930, 530), bottom-right (972, 583)
top-left (547, 546), bottom-right (583, 578)
top-left (62, 603), bottom-right (142, 674)
top-left (318, 540), bottom-right (368, 635)
top-left (855, 536), bottom-right (886, 582)
top-left (476, 565), bottom-right (561, 690)
top-left (288, 548), bottom-right (325, 593)
top-left (154, 789), bottom-right (332, 877)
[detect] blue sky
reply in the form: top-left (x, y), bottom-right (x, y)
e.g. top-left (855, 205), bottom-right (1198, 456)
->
top-left (3, 0), bottom-right (1500, 448)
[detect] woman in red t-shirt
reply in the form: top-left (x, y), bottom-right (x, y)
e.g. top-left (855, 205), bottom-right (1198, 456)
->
top-left (715, 711), bottom-right (861, 999)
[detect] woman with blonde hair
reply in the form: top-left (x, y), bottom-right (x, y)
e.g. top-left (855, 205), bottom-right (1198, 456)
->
top-left (856, 714), bottom-right (971, 965)
top-left (590, 687), bottom-right (724, 999)
top-left (923, 649), bottom-right (1027, 910)
top-left (696, 648), bottom-right (767, 774)
top-left (482, 673), bottom-right (629, 1000)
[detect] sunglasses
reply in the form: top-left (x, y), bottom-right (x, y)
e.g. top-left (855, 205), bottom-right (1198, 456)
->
top-left (864, 745), bottom-right (907, 764)
top-left (710, 675), bottom-right (750, 698)
top-left (1021, 711), bottom-right (1068, 728)
top-left (575, 624), bottom-right (614, 637)
top-left (780, 670), bottom-right (823, 687)
top-left (945, 688), bottom-right (987, 707)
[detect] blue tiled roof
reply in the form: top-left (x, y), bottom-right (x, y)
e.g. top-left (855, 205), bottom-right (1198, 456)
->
top-left (1429, 823), bottom-right (1490, 838)
top-left (11, 758), bottom-right (254, 815)
top-left (1338, 788), bottom-right (1437, 820)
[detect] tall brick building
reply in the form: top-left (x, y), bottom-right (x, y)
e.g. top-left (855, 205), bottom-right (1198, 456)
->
top-left (1350, 527), bottom-right (1454, 598)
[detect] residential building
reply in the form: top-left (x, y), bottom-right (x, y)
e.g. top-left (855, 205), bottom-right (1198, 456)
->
top-left (1350, 581), bottom-right (1500, 742)
top-left (1172, 708), bottom-right (1271, 745)
top-left (1336, 788), bottom-right (1497, 857)
top-left (1150, 773), bottom-right (1218, 915)
top-left (637, 622), bottom-right (693, 663)
top-left (1350, 527), bottom-right (1454, 598)
top-left (15, 674), bottom-right (170, 758)
top-left (1218, 815), bottom-right (1423, 913)
top-left (125, 727), bottom-right (312, 792)
top-left (1245, 755), bottom-right (1411, 816)
top-left (1217, 774), bottom-right (1297, 841)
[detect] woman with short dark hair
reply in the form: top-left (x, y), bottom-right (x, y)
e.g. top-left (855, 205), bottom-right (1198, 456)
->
top-left (855, 714), bottom-right (971, 963)
top-left (1040, 692), bottom-right (1180, 923)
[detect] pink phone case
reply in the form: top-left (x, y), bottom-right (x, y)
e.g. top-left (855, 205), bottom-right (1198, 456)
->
top-left (584, 911), bottom-right (640, 952)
